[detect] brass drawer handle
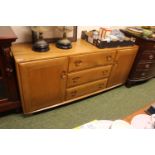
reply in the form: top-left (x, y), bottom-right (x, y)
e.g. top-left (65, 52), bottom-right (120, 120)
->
top-left (102, 70), bottom-right (108, 75)
top-left (72, 77), bottom-right (80, 83)
top-left (106, 55), bottom-right (112, 61)
top-left (70, 90), bottom-right (77, 97)
top-left (74, 60), bottom-right (82, 66)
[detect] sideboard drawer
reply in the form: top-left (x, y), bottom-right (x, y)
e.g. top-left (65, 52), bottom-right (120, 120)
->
top-left (67, 65), bottom-right (112, 87)
top-left (68, 51), bottom-right (116, 72)
top-left (66, 79), bottom-right (108, 100)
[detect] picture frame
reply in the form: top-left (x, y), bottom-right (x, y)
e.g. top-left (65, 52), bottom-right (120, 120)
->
top-left (32, 26), bottom-right (77, 43)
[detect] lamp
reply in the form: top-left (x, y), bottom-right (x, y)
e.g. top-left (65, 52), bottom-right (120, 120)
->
top-left (31, 26), bottom-right (50, 52)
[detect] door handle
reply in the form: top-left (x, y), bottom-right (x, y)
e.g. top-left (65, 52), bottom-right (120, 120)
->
top-left (74, 60), bottom-right (82, 66)
top-left (61, 71), bottom-right (67, 79)
top-left (5, 67), bottom-right (13, 77)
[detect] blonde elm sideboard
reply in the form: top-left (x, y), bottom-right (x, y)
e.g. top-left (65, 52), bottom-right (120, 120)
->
top-left (12, 40), bottom-right (138, 114)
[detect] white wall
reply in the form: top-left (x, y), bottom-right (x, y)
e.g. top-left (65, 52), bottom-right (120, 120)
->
top-left (11, 26), bottom-right (32, 43)
top-left (11, 26), bottom-right (125, 43)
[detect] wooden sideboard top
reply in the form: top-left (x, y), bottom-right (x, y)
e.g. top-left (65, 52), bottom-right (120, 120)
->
top-left (12, 39), bottom-right (138, 63)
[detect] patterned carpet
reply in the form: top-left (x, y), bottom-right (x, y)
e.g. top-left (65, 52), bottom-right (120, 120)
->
top-left (0, 79), bottom-right (155, 129)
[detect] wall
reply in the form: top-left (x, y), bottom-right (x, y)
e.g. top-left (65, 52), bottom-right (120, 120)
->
top-left (11, 26), bottom-right (32, 43)
top-left (11, 26), bottom-right (125, 43)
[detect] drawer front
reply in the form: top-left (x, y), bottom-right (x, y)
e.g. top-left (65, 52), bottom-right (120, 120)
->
top-left (68, 51), bottom-right (116, 72)
top-left (66, 79), bottom-right (108, 100)
top-left (67, 65), bottom-right (112, 87)
top-left (133, 70), bottom-right (153, 79)
top-left (140, 51), bottom-right (155, 63)
top-left (140, 43), bottom-right (155, 51)
top-left (135, 62), bottom-right (155, 70)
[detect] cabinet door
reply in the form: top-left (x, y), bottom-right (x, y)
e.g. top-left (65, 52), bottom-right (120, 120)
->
top-left (107, 48), bottom-right (137, 87)
top-left (18, 57), bottom-right (68, 113)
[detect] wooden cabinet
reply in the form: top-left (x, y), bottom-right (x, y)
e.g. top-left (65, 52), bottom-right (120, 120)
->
top-left (107, 48), bottom-right (137, 87)
top-left (17, 57), bottom-right (68, 113)
top-left (0, 27), bottom-right (20, 113)
top-left (12, 40), bottom-right (138, 114)
top-left (121, 30), bottom-right (155, 87)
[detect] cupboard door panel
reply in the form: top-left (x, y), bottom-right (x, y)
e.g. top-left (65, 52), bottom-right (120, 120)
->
top-left (107, 48), bottom-right (137, 87)
top-left (18, 57), bottom-right (68, 113)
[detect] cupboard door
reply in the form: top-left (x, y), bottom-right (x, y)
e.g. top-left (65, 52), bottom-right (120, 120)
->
top-left (107, 48), bottom-right (137, 87)
top-left (18, 57), bottom-right (68, 113)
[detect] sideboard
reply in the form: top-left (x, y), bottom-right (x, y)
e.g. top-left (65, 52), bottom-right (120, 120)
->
top-left (12, 40), bottom-right (138, 114)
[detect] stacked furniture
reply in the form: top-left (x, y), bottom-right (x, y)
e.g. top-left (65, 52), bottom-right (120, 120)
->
top-left (12, 40), bottom-right (138, 114)
top-left (121, 30), bottom-right (155, 87)
top-left (0, 27), bottom-right (20, 113)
